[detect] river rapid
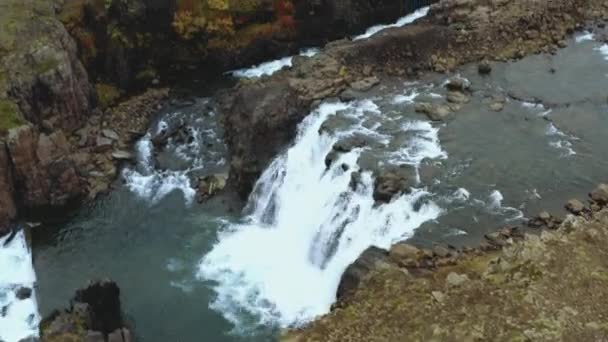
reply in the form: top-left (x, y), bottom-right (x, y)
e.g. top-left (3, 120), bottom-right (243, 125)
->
top-left (2, 21), bottom-right (608, 342)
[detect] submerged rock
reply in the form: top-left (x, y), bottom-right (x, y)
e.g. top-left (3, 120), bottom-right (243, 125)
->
top-left (373, 167), bottom-right (416, 203)
top-left (414, 102), bottom-right (453, 121)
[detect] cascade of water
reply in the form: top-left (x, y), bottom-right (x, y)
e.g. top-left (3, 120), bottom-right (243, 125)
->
top-left (198, 100), bottom-right (444, 330)
top-left (354, 6), bottom-right (430, 41)
top-left (0, 230), bottom-right (40, 342)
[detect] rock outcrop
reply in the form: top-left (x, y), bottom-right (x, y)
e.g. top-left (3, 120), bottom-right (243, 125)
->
top-left (0, 0), bottom-right (169, 235)
top-left (41, 280), bottom-right (132, 342)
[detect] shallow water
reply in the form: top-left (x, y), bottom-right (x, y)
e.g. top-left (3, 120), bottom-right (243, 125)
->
top-left (30, 33), bottom-right (608, 341)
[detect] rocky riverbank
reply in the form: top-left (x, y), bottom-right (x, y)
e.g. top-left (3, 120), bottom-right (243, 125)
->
top-left (283, 185), bottom-right (608, 341)
top-left (219, 0), bottom-right (608, 198)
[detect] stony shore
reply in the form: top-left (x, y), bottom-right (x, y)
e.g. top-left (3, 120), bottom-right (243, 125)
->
top-left (284, 185), bottom-right (608, 341)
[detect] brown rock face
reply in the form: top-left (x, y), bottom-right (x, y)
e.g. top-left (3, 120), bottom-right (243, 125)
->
top-left (0, 142), bottom-right (16, 236)
top-left (2, 9), bottom-right (95, 132)
top-left (6, 125), bottom-right (84, 209)
top-left (220, 80), bottom-right (310, 198)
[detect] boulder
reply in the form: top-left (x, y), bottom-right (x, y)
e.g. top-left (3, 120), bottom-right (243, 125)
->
top-left (337, 246), bottom-right (390, 302)
top-left (389, 243), bottom-right (420, 267)
top-left (415, 102), bottom-right (453, 121)
top-left (447, 91), bottom-right (470, 104)
top-left (373, 167), bottom-right (416, 203)
top-left (589, 184), bottom-right (608, 205)
top-left (445, 77), bottom-right (471, 92)
top-left (478, 60), bottom-right (492, 74)
top-left (15, 287), bottom-right (32, 300)
top-left (565, 199), bottom-right (585, 214)
top-left (446, 272), bottom-right (469, 287)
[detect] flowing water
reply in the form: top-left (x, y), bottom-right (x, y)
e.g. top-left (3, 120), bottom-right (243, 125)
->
top-left (0, 30), bottom-right (604, 342)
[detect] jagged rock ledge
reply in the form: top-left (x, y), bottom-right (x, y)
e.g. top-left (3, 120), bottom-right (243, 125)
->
top-left (219, 0), bottom-right (608, 198)
top-left (41, 279), bottom-right (131, 342)
top-left (283, 184), bottom-right (608, 341)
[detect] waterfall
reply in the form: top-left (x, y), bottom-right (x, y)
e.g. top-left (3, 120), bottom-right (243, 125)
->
top-left (0, 230), bottom-right (40, 342)
top-left (354, 6), bottom-right (430, 41)
top-left (197, 100), bottom-right (444, 330)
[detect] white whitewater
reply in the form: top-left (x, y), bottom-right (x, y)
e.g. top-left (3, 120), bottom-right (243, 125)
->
top-left (0, 230), bottom-right (40, 342)
top-left (354, 6), bottom-right (430, 41)
top-left (198, 100), bottom-right (443, 329)
top-left (230, 48), bottom-right (320, 78)
top-left (122, 132), bottom-right (196, 205)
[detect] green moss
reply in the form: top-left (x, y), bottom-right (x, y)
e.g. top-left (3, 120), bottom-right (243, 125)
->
top-left (0, 99), bottom-right (25, 133)
top-left (35, 57), bottom-right (59, 74)
top-left (95, 83), bottom-right (121, 109)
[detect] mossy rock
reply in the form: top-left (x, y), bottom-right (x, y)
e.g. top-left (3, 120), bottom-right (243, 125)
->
top-left (95, 83), bottom-right (121, 109)
top-left (0, 99), bottom-right (25, 133)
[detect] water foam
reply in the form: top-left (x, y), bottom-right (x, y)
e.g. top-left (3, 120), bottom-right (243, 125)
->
top-left (230, 48), bottom-right (320, 78)
top-left (354, 6), bottom-right (430, 41)
top-left (122, 134), bottom-right (196, 205)
top-left (197, 101), bottom-right (443, 329)
top-left (575, 32), bottom-right (595, 43)
top-left (0, 230), bottom-right (40, 342)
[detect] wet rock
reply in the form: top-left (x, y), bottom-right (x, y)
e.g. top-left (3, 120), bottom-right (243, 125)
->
top-left (447, 91), bottom-right (470, 104)
top-left (589, 184), bottom-right (608, 205)
top-left (415, 102), bottom-right (452, 121)
top-left (339, 88), bottom-right (364, 102)
top-left (197, 173), bottom-right (228, 203)
top-left (111, 150), bottom-right (134, 161)
top-left (528, 211), bottom-right (562, 230)
top-left (565, 199), bottom-right (585, 214)
top-left (373, 167), bottom-right (416, 203)
top-left (445, 77), bottom-right (471, 92)
top-left (446, 272), bottom-right (469, 287)
top-left (478, 60), bottom-right (492, 74)
top-left (349, 77), bottom-right (380, 92)
top-left (15, 287), bottom-right (32, 300)
top-left (337, 246), bottom-right (390, 302)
